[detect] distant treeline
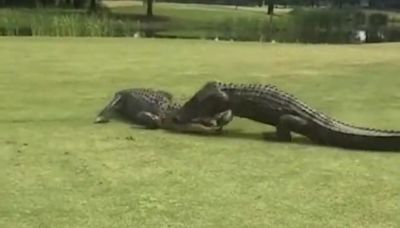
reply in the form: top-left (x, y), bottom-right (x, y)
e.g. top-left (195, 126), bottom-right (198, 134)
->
top-left (1, 0), bottom-right (400, 8)
top-left (157, 0), bottom-right (400, 8)
top-left (0, 0), bottom-right (94, 8)
top-left (1, 4), bottom-right (399, 43)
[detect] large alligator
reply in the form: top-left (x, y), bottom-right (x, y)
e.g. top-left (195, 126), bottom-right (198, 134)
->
top-left (173, 81), bottom-right (400, 151)
top-left (95, 88), bottom-right (232, 133)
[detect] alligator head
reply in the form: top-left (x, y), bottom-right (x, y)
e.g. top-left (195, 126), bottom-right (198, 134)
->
top-left (174, 81), bottom-right (231, 124)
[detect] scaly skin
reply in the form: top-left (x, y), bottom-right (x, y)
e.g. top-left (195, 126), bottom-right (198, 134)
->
top-left (95, 88), bottom-right (232, 133)
top-left (174, 81), bottom-right (400, 151)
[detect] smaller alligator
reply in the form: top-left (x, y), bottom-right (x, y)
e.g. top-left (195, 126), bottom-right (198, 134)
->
top-left (173, 81), bottom-right (400, 151)
top-left (95, 88), bottom-right (232, 133)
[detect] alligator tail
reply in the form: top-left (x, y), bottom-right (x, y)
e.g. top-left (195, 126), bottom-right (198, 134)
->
top-left (94, 94), bottom-right (123, 123)
top-left (322, 122), bottom-right (400, 151)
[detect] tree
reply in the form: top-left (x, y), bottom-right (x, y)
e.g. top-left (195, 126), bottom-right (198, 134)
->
top-left (267, 0), bottom-right (274, 15)
top-left (146, 0), bottom-right (153, 17)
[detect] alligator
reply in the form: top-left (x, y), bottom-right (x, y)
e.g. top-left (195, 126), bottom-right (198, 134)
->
top-left (95, 87), bottom-right (232, 133)
top-left (173, 81), bottom-right (400, 151)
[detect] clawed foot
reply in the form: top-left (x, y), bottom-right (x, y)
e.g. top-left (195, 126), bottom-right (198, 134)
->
top-left (94, 116), bottom-right (109, 124)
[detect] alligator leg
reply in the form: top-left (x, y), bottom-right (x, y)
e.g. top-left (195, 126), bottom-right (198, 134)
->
top-left (94, 94), bottom-right (123, 123)
top-left (215, 110), bottom-right (234, 129)
top-left (198, 110), bottom-right (233, 132)
top-left (274, 114), bottom-right (309, 141)
top-left (136, 111), bottom-right (162, 129)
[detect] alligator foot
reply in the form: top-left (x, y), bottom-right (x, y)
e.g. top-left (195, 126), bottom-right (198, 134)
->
top-left (275, 114), bottom-right (309, 142)
top-left (94, 116), bottom-right (109, 124)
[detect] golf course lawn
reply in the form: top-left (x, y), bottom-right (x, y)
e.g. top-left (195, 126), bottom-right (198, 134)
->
top-left (1, 37), bottom-right (400, 227)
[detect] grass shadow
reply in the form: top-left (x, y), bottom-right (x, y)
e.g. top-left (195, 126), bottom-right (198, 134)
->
top-left (95, 117), bottom-right (399, 153)
top-left (163, 127), bottom-right (399, 153)
top-left (164, 127), bottom-right (315, 147)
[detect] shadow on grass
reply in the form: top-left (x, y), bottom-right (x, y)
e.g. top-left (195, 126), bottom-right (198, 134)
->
top-left (162, 128), bottom-right (400, 153)
top-left (164, 127), bottom-right (316, 147)
top-left (96, 118), bottom-right (399, 153)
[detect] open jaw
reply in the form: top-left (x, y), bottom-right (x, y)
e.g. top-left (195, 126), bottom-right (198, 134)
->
top-left (174, 93), bottom-right (231, 125)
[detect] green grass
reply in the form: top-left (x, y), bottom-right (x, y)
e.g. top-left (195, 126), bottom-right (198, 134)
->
top-left (1, 37), bottom-right (400, 228)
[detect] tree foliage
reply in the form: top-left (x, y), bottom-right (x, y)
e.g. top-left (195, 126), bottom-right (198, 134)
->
top-left (1, 0), bottom-right (399, 12)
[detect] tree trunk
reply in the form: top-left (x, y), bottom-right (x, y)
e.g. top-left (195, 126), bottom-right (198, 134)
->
top-left (147, 0), bottom-right (153, 17)
top-left (73, 0), bottom-right (80, 8)
top-left (368, 0), bottom-right (376, 7)
top-left (89, 0), bottom-right (96, 12)
top-left (234, 0), bottom-right (238, 10)
top-left (43, 0), bottom-right (54, 7)
top-left (337, 0), bottom-right (343, 8)
top-left (267, 0), bottom-right (274, 15)
top-left (34, 0), bottom-right (43, 7)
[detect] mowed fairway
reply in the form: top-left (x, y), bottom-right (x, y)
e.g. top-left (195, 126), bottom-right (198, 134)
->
top-left (1, 37), bottom-right (400, 228)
